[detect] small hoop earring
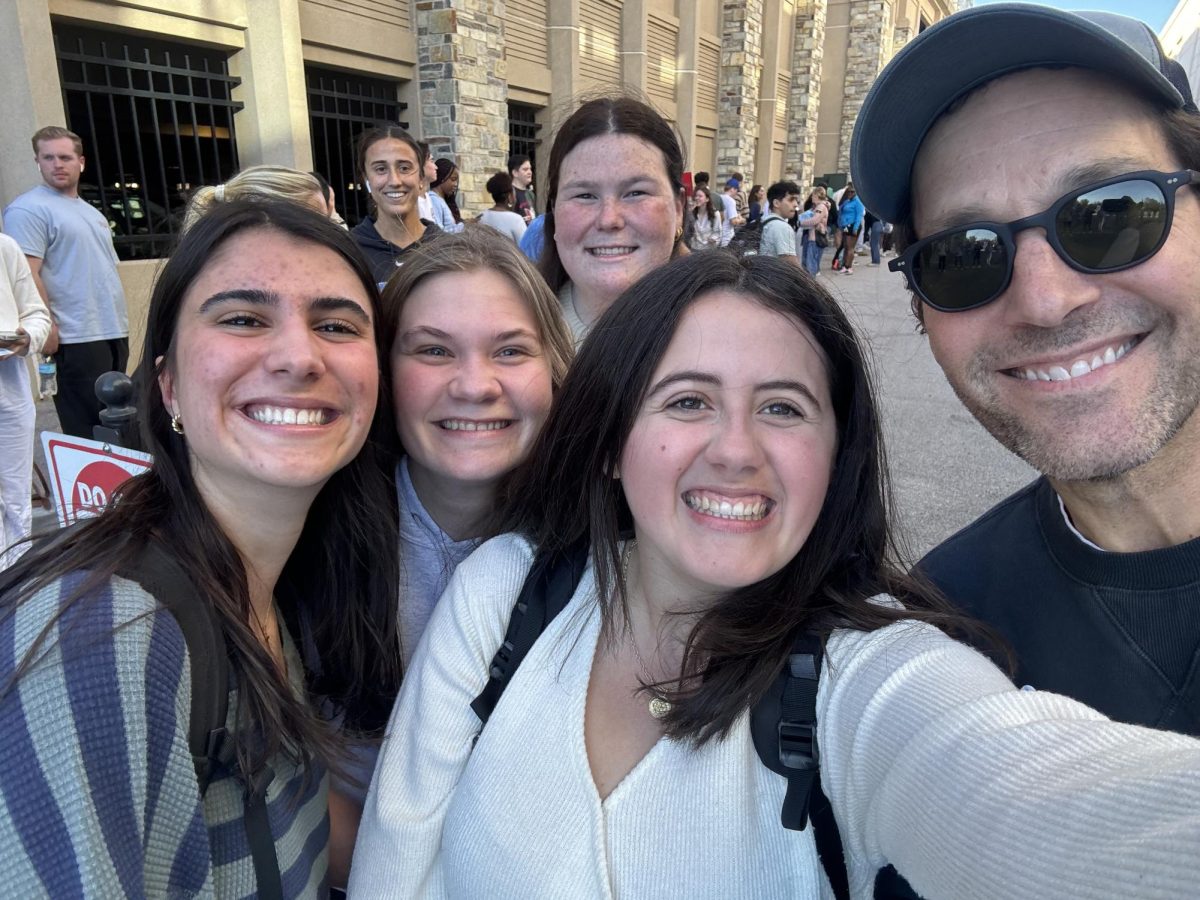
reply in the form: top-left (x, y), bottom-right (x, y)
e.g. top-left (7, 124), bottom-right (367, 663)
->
top-left (170, 414), bottom-right (184, 435)
top-left (674, 226), bottom-right (683, 241)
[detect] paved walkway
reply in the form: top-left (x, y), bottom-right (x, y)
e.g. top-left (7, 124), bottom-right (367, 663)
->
top-left (815, 251), bottom-right (1035, 561)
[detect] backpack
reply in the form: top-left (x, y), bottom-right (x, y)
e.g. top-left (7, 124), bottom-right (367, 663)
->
top-left (726, 219), bottom-right (765, 257)
top-left (116, 539), bottom-right (285, 900)
top-left (470, 541), bottom-right (922, 900)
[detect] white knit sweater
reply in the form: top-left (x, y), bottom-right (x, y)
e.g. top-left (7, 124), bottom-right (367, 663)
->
top-left (348, 534), bottom-right (1200, 899)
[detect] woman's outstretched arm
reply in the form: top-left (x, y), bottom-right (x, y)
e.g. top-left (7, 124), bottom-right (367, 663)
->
top-left (820, 612), bottom-right (1200, 900)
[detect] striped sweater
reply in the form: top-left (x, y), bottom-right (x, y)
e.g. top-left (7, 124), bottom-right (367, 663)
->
top-left (0, 571), bottom-right (329, 898)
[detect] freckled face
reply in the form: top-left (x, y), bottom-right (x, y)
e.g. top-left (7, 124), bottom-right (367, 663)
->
top-left (552, 134), bottom-right (684, 314)
top-left (619, 291), bottom-right (837, 598)
top-left (158, 228), bottom-right (379, 505)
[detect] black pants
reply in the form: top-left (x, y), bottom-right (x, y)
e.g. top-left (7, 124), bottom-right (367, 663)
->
top-left (52, 338), bottom-right (130, 439)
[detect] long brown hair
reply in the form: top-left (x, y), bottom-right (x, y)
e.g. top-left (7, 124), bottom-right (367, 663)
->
top-left (503, 252), bottom-right (978, 744)
top-left (0, 200), bottom-right (402, 779)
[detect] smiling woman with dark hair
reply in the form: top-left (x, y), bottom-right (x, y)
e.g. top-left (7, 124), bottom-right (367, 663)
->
top-left (0, 199), bottom-right (402, 897)
top-left (351, 251), bottom-right (1200, 900)
top-left (538, 95), bottom-right (687, 341)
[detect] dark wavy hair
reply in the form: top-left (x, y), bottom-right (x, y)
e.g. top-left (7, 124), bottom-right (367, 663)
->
top-left (486, 171), bottom-right (515, 206)
top-left (538, 94), bottom-right (686, 292)
top-left (503, 251), bottom-right (971, 744)
top-left (0, 199), bottom-right (402, 779)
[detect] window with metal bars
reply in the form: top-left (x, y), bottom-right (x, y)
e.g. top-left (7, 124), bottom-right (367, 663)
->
top-left (54, 25), bottom-right (242, 260)
top-left (306, 67), bottom-right (408, 229)
top-left (507, 103), bottom-right (543, 172)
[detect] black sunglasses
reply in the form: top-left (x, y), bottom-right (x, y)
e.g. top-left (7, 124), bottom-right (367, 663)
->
top-left (890, 169), bottom-right (1200, 312)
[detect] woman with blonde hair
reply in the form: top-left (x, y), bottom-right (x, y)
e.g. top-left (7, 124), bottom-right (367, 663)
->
top-left (329, 227), bottom-right (573, 870)
top-left (181, 165), bottom-right (329, 231)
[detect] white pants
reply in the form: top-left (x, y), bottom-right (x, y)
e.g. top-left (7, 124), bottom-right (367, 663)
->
top-left (0, 355), bottom-right (35, 569)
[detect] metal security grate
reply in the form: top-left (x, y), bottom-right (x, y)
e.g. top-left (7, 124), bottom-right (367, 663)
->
top-left (306, 67), bottom-right (408, 228)
top-left (54, 25), bottom-right (242, 260)
top-left (507, 102), bottom-right (542, 172)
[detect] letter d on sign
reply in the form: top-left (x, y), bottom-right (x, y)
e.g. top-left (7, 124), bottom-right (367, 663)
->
top-left (72, 459), bottom-right (134, 519)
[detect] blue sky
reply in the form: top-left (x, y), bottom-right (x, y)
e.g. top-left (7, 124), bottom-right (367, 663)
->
top-left (975, 0), bottom-right (1182, 32)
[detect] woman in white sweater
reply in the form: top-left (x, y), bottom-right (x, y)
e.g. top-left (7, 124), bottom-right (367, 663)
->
top-left (0, 233), bottom-right (51, 567)
top-left (349, 252), bottom-right (1200, 899)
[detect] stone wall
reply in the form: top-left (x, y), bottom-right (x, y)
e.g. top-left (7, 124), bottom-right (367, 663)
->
top-left (785, 0), bottom-right (828, 186)
top-left (838, 0), bottom-right (893, 174)
top-left (893, 23), bottom-right (912, 55)
top-left (415, 0), bottom-right (509, 212)
top-left (717, 0), bottom-right (764, 178)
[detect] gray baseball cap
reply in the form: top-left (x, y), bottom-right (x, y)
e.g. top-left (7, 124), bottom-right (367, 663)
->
top-left (851, 3), bottom-right (1198, 223)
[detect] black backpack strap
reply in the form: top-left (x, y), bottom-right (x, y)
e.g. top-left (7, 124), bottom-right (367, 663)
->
top-left (471, 539), bottom-right (589, 727)
top-left (751, 632), bottom-right (850, 900)
top-left (117, 540), bottom-right (284, 900)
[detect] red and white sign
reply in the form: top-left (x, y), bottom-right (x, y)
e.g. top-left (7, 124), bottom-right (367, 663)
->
top-left (40, 432), bottom-right (153, 527)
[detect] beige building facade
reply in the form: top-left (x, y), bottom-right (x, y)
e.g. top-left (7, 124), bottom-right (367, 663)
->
top-left (0, 0), bottom-right (955, 340)
top-left (1162, 0), bottom-right (1200, 96)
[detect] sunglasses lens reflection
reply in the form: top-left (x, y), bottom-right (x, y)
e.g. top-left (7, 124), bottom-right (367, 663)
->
top-left (912, 178), bottom-right (1174, 311)
top-left (914, 228), bottom-right (1008, 310)
top-left (1055, 179), bottom-right (1167, 269)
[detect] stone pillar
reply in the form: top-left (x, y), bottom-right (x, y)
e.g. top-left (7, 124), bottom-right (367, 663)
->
top-left (785, 0), bottom-right (828, 186)
top-left (415, 0), bottom-right (509, 213)
top-left (838, 0), bottom-right (893, 174)
top-left (717, 0), bottom-right (764, 178)
top-left (0, 0), bottom-right (65, 214)
top-left (892, 23), bottom-right (913, 56)
top-left (228, 0), bottom-right (313, 170)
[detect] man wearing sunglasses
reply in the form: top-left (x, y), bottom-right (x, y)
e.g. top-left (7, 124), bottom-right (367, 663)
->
top-left (852, 5), bottom-right (1200, 740)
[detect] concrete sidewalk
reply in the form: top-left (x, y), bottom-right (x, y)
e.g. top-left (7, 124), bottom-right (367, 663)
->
top-left (815, 252), bottom-right (1035, 561)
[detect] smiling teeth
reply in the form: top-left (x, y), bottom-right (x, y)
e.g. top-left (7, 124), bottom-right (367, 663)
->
top-left (440, 420), bottom-right (511, 431)
top-left (684, 493), bottom-right (770, 521)
top-left (589, 247), bottom-right (634, 256)
top-left (1017, 339), bottom-right (1135, 382)
top-left (249, 405), bottom-right (328, 426)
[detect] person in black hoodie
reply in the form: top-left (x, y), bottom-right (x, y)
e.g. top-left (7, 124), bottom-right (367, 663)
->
top-left (352, 125), bottom-right (442, 287)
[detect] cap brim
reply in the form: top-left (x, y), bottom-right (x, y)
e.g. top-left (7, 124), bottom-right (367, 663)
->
top-left (851, 3), bottom-right (1185, 223)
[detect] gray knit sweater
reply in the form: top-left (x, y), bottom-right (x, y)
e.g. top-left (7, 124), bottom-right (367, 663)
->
top-left (0, 572), bottom-right (329, 897)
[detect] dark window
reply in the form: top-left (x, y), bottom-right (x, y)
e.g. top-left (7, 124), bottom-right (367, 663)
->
top-left (306, 67), bottom-right (408, 228)
top-left (507, 102), bottom-right (542, 173)
top-left (55, 25), bottom-right (242, 260)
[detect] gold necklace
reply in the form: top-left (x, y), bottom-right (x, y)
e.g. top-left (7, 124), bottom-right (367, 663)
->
top-left (621, 540), bottom-right (673, 720)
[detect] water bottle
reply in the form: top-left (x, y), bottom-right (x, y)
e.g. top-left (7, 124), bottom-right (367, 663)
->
top-left (37, 354), bottom-right (57, 399)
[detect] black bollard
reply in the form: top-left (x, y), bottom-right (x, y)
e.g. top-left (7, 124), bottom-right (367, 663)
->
top-left (93, 371), bottom-right (140, 450)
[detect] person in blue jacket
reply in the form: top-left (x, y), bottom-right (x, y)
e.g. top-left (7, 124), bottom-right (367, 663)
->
top-left (831, 184), bottom-right (865, 274)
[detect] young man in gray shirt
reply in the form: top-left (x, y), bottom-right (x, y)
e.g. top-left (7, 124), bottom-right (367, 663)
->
top-left (758, 180), bottom-right (802, 263)
top-left (4, 126), bottom-right (128, 438)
